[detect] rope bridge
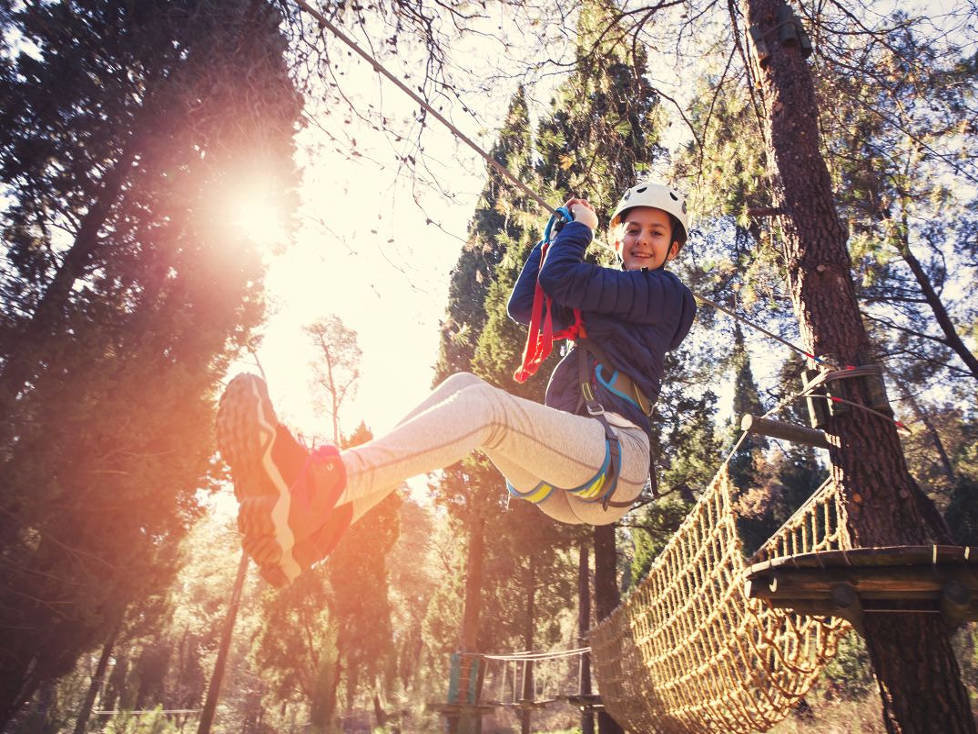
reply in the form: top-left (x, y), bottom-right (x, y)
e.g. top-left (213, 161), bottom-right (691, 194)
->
top-left (589, 464), bottom-right (851, 733)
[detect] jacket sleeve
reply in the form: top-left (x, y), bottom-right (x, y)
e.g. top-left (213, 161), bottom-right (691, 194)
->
top-left (506, 242), bottom-right (542, 325)
top-left (538, 221), bottom-right (687, 325)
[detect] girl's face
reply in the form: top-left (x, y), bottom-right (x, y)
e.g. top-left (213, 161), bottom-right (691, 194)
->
top-left (615, 206), bottom-right (680, 271)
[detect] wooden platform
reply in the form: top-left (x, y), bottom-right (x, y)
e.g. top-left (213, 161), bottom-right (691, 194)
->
top-left (484, 698), bottom-right (559, 710)
top-left (744, 545), bottom-right (978, 626)
top-left (425, 702), bottom-right (496, 715)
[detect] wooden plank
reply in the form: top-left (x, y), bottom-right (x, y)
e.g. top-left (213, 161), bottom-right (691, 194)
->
top-left (747, 545), bottom-right (978, 574)
top-left (740, 414), bottom-right (831, 449)
top-left (426, 703), bottom-right (496, 714)
top-left (748, 566), bottom-right (978, 600)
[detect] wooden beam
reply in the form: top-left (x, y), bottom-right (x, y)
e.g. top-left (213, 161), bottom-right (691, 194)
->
top-left (740, 413), bottom-right (831, 449)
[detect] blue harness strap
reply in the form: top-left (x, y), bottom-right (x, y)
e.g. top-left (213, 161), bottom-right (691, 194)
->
top-left (506, 437), bottom-right (619, 507)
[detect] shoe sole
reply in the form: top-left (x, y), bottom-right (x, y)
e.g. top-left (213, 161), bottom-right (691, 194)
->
top-left (216, 374), bottom-right (302, 584)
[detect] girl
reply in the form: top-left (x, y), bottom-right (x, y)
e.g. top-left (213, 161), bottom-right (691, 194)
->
top-left (217, 181), bottom-right (696, 587)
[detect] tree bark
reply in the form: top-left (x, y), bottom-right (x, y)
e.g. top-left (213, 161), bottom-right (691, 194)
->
top-left (197, 550), bottom-right (249, 734)
top-left (460, 514), bottom-right (485, 653)
top-left (452, 511), bottom-right (485, 734)
top-left (519, 563), bottom-right (535, 734)
top-left (592, 525), bottom-right (623, 734)
top-left (741, 0), bottom-right (975, 731)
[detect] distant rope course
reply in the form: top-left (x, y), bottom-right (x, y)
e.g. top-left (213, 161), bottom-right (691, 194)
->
top-left (481, 646), bottom-right (591, 661)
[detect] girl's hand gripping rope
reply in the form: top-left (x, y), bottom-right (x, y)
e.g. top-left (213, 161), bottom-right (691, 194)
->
top-left (565, 197), bottom-right (598, 231)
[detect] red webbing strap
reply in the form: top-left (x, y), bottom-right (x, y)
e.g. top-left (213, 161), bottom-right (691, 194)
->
top-left (514, 242), bottom-right (583, 383)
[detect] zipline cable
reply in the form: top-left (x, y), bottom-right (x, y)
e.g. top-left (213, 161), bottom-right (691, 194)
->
top-left (691, 292), bottom-right (838, 370)
top-left (292, 0), bottom-right (818, 358)
top-left (292, 0), bottom-right (555, 215)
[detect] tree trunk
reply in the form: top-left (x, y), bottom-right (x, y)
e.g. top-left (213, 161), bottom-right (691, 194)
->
top-left (72, 619), bottom-right (122, 734)
top-left (452, 512), bottom-right (485, 734)
top-left (592, 525), bottom-right (624, 734)
top-left (460, 514), bottom-right (485, 653)
top-left (372, 692), bottom-right (388, 730)
top-left (0, 657), bottom-right (42, 731)
top-left (578, 542), bottom-right (594, 734)
top-left (519, 563), bottom-right (535, 734)
top-left (0, 144), bottom-right (136, 411)
top-left (197, 550), bottom-right (249, 734)
top-left (741, 0), bottom-right (975, 730)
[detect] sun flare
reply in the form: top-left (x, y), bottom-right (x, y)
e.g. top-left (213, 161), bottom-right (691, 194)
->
top-left (221, 180), bottom-right (290, 249)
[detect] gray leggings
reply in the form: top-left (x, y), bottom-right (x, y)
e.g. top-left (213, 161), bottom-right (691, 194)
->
top-left (334, 372), bottom-right (650, 525)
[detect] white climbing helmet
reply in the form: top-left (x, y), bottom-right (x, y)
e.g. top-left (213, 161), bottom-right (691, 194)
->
top-left (609, 181), bottom-right (689, 245)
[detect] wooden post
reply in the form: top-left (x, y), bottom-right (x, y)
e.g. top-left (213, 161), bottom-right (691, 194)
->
top-left (578, 542), bottom-right (594, 734)
top-left (520, 659), bottom-right (533, 734)
top-left (197, 550), bottom-right (249, 734)
top-left (740, 414), bottom-right (830, 449)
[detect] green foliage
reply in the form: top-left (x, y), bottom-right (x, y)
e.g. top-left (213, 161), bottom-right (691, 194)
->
top-left (434, 88), bottom-right (536, 383)
top-left (252, 568), bottom-right (340, 713)
top-left (535, 0), bottom-right (663, 222)
top-left (947, 475), bottom-right (978, 546)
top-left (818, 632), bottom-right (876, 701)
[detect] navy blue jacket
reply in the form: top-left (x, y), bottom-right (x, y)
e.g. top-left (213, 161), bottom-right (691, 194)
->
top-left (507, 220), bottom-right (696, 436)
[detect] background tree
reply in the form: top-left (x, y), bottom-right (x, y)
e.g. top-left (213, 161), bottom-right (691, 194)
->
top-left (0, 1), bottom-right (301, 725)
top-left (327, 421), bottom-right (401, 730)
top-left (305, 316), bottom-right (362, 444)
top-left (423, 85), bottom-right (545, 734)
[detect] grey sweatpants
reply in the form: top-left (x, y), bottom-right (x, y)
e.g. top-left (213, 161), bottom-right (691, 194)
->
top-left (335, 372), bottom-right (650, 525)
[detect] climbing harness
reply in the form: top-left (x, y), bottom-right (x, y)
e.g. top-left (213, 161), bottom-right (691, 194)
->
top-left (576, 339), bottom-right (652, 417)
top-left (505, 436), bottom-right (619, 508)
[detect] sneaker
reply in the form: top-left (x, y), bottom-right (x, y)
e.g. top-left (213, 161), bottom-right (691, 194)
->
top-left (216, 373), bottom-right (350, 586)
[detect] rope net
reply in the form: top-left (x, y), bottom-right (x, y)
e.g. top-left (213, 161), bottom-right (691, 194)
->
top-left (590, 464), bottom-right (852, 733)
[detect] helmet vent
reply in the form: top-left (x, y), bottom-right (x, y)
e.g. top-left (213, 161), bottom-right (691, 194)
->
top-left (669, 192), bottom-right (679, 200)
top-left (636, 186), bottom-right (647, 193)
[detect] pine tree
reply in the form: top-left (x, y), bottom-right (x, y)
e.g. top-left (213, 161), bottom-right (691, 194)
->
top-left (429, 85), bottom-right (548, 734)
top-left (741, 0), bottom-right (974, 726)
top-left (435, 88), bottom-right (537, 381)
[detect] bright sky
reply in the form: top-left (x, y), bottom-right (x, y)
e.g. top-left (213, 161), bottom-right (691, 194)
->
top-left (225, 20), bottom-right (534, 443)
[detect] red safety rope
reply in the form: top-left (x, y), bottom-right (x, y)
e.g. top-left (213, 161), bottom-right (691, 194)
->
top-left (514, 240), bottom-right (584, 383)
